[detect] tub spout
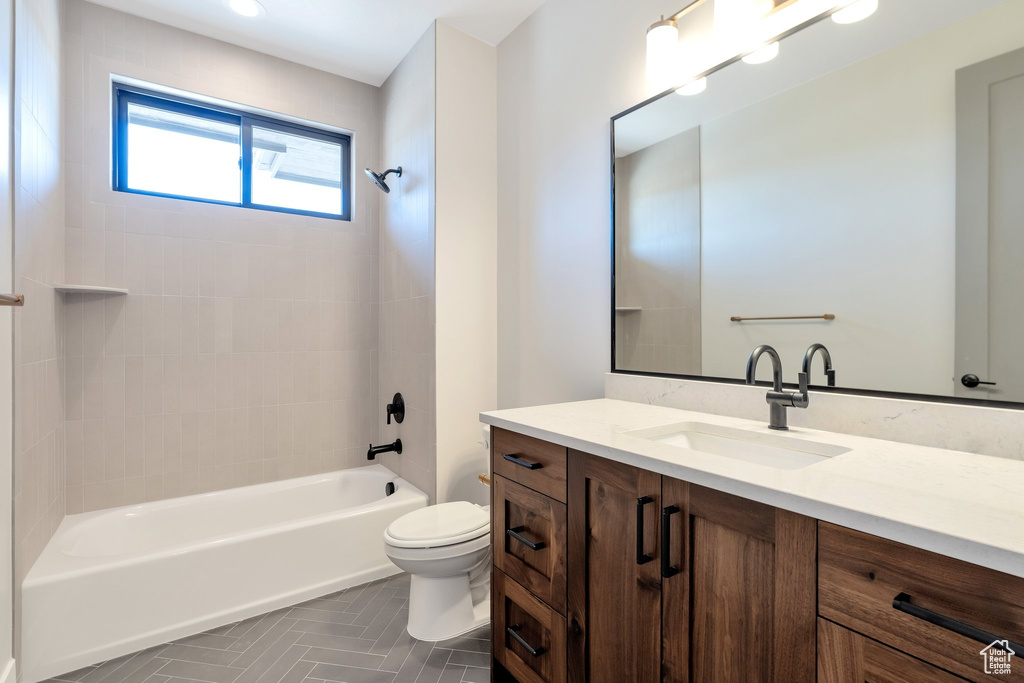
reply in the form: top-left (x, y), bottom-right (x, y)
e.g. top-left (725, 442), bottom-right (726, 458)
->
top-left (367, 439), bottom-right (402, 461)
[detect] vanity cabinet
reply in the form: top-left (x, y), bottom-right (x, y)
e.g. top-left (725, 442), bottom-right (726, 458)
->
top-left (565, 451), bottom-right (816, 683)
top-left (489, 427), bottom-right (1024, 683)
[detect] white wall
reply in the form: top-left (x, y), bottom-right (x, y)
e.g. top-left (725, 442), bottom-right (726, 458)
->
top-left (699, 0), bottom-right (1024, 396)
top-left (378, 25), bottom-right (437, 501)
top-left (435, 23), bottom-right (497, 505)
top-left (496, 0), bottom-right (676, 408)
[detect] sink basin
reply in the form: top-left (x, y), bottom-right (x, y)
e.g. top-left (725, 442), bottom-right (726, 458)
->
top-left (624, 422), bottom-right (851, 470)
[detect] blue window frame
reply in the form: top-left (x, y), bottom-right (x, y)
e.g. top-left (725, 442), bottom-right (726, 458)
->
top-left (113, 85), bottom-right (352, 221)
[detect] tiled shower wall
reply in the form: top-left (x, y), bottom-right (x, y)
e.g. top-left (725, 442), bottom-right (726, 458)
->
top-left (14, 0), bottom-right (64, 589)
top-left (60, 0), bottom-right (382, 512)
top-left (377, 26), bottom-right (437, 501)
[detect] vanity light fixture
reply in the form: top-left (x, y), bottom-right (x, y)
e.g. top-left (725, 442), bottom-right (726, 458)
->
top-left (832, 0), bottom-right (878, 24)
top-left (648, 0), bottom-right (879, 92)
top-left (229, 0), bottom-right (265, 18)
top-left (676, 77), bottom-right (708, 96)
top-left (646, 16), bottom-right (680, 86)
top-left (742, 41), bottom-right (780, 64)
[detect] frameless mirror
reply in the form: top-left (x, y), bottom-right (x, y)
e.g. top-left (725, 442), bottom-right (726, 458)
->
top-left (612, 0), bottom-right (1024, 405)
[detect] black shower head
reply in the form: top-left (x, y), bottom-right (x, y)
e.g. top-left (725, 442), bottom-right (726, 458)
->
top-left (364, 166), bottom-right (402, 193)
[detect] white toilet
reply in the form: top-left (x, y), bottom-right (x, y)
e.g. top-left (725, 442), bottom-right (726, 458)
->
top-left (384, 500), bottom-right (491, 641)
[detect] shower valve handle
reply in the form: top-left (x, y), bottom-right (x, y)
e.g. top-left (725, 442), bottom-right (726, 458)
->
top-left (386, 393), bottom-right (405, 425)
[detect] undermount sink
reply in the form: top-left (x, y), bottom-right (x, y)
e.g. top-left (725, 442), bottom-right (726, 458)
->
top-left (624, 422), bottom-right (851, 470)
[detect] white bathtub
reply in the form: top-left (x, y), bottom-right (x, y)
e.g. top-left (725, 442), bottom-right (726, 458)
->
top-left (21, 464), bottom-right (427, 682)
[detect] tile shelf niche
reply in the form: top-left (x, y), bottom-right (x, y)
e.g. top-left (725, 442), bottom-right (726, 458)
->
top-left (54, 285), bottom-right (129, 295)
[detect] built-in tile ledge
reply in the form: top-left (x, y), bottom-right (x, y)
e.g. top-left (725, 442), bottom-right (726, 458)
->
top-left (54, 284), bottom-right (129, 295)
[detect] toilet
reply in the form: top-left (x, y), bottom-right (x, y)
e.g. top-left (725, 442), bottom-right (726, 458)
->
top-left (383, 500), bottom-right (491, 641)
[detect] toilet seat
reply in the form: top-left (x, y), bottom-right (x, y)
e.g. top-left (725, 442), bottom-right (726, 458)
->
top-left (384, 501), bottom-right (489, 549)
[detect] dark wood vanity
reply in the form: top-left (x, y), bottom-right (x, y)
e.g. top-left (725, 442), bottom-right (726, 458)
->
top-left (488, 426), bottom-right (1024, 683)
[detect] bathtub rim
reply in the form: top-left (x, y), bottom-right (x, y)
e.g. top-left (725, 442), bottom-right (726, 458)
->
top-left (25, 464), bottom-right (427, 585)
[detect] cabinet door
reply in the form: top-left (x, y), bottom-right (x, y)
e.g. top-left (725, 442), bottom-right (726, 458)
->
top-left (661, 484), bottom-right (817, 683)
top-left (818, 618), bottom-right (969, 682)
top-left (567, 451), bottom-right (662, 683)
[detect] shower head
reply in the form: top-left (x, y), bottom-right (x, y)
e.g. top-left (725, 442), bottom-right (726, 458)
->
top-left (364, 166), bottom-right (402, 194)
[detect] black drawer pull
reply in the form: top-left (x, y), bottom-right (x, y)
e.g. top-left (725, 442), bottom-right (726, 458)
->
top-left (503, 453), bottom-right (542, 470)
top-left (661, 505), bottom-right (680, 578)
top-left (892, 592), bottom-right (1024, 653)
top-left (636, 496), bottom-right (653, 565)
top-left (507, 526), bottom-right (545, 551)
top-left (507, 625), bottom-right (546, 657)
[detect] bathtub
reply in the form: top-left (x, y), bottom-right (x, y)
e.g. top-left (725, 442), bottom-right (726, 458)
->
top-left (21, 464), bottom-right (427, 683)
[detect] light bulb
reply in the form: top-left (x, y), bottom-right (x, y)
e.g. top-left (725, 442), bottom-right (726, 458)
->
top-left (676, 77), bottom-right (707, 96)
top-left (742, 41), bottom-right (779, 65)
top-left (229, 0), bottom-right (264, 18)
top-left (832, 0), bottom-right (878, 24)
top-left (646, 18), bottom-right (680, 87)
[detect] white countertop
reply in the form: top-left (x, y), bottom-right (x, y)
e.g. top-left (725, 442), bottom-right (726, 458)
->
top-left (480, 398), bottom-right (1024, 578)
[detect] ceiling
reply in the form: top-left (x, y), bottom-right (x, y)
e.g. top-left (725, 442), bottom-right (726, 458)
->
top-left (86, 0), bottom-right (547, 86)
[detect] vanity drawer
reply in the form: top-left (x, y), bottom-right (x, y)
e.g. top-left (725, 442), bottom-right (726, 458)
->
top-left (818, 618), bottom-right (969, 683)
top-left (492, 427), bottom-right (567, 502)
top-left (818, 522), bottom-right (1024, 682)
top-left (494, 570), bottom-right (567, 683)
top-left (494, 475), bottom-right (567, 614)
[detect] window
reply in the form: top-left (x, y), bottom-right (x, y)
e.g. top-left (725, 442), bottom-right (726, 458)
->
top-left (113, 85), bottom-right (351, 220)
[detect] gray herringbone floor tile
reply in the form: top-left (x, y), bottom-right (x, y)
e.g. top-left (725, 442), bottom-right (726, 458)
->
top-left (44, 574), bottom-right (491, 683)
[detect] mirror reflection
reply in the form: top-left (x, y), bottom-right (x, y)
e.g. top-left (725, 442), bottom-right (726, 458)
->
top-left (613, 0), bottom-right (1024, 402)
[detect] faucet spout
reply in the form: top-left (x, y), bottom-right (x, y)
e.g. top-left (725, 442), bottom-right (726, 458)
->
top-left (745, 344), bottom-right (808, 430)
top-left (745, 344), bottom-right (784, 391)
top-left (367, 438), bottom-right (403, 461)
top-left (801, 343), bottom-right (836, 387)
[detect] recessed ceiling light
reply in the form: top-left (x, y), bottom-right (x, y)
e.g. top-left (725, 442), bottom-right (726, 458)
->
top-left (229, 0), bottom-right (265, 18)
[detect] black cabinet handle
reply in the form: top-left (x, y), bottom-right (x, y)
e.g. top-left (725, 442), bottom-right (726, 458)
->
top-left (661, 505), bottom-right (680, 578)
top-left (962, 374), bottom-right (997, 388)
top-left (503, 453), bottom-right (542, 470)
top-left (507, 625), bottom-right (546, 657)
top-left (892, 592), bottom-right (1024, 653)
top-left (636, 496), bottom-right (653, 565)
top-left (507, 526), bottom-right (545, 551)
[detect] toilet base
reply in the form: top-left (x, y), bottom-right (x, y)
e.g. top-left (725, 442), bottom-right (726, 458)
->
top-left (406, 573), bottom-right (490, 642)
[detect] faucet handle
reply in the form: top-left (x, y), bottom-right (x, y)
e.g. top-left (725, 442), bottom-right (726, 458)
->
top-left (385, 393), bottom-right (405, 425)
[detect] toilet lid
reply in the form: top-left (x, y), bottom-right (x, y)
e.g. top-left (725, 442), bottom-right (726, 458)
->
top-left (385, 502), bottom-right (489, 548)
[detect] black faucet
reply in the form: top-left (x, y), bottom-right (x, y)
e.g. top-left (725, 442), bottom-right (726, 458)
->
top-left (800, 343), bottom-right (835, 389)
top-left (367, 439), bottom-right (402, 461)
top-left (386, 393), bottom-right (405, 425)
top-left (745, 345), bottom-right (808, 430)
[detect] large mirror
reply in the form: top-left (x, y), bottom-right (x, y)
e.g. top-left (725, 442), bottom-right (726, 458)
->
top-left (612, 0), bottom-right (1024, 405)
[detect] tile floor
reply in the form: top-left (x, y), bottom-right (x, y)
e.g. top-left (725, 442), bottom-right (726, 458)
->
top-left (45, 574), bottom-right (491, 683)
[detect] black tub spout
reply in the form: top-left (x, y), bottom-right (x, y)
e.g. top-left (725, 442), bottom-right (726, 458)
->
top-left (367, 439), bottom-right (402, 461)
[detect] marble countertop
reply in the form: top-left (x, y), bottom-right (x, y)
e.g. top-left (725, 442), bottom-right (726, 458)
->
top-left (480, 398), bottom-right (1024, 578)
